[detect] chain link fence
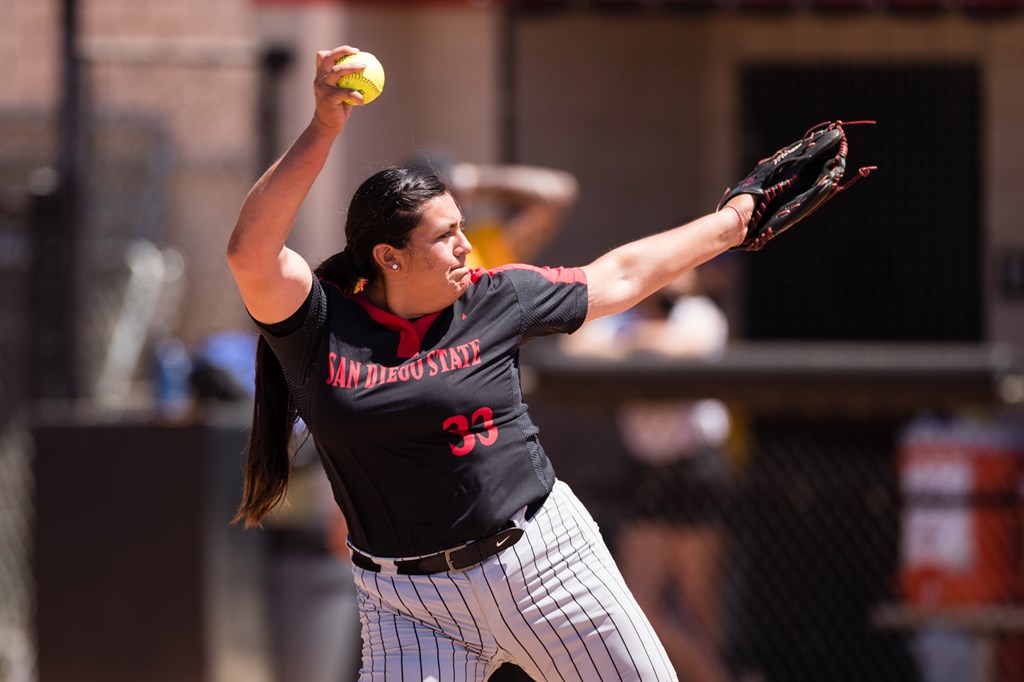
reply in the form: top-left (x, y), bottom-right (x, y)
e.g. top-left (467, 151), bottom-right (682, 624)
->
top-left (0, 38), bottom-right (262, 681)
top-left (526, 357), bottom-right (1024, 682)
top-left (0, 109), bottom-right (51, 682)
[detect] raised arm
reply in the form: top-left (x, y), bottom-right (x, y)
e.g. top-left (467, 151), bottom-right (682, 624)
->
top-left (581, 194), bottom-right (753, 323)
top-left (226, 45), bottom-right (367, 324)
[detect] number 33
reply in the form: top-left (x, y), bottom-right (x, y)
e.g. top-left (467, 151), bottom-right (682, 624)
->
top-left (443, 407), bottom-right (497, 456)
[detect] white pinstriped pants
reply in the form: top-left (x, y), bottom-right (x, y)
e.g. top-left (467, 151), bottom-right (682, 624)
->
top-left (351, 480), bottom-right (678, 682)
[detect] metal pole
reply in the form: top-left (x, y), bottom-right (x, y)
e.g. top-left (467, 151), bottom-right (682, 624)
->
top-left (31, 0), bottom-right (82, 402)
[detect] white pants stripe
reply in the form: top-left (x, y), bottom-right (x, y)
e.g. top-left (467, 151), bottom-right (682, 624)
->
top-left (351, 480), bottom-right (677, 682)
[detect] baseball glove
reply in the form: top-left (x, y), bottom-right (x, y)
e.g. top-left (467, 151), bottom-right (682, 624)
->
top-left (720, 120), bottom-right (877, 251)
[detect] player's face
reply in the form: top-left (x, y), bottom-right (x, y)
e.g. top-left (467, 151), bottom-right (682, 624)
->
top-left (401, 193), bottom-right (473, 304)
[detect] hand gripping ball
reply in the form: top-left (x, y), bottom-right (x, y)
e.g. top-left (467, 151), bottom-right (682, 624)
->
top-left (334, 52), bottom-right (385, 105)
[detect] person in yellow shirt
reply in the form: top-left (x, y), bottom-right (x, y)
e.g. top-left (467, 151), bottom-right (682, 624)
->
top-left (408, 151), bottom-right (579, 269)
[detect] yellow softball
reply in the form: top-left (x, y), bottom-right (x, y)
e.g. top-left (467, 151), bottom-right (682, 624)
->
top-left (334, 51), bottom-right (386, 105)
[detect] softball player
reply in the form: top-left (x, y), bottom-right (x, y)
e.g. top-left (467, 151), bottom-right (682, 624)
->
top-left (227, 45), bottom-right (753, 681)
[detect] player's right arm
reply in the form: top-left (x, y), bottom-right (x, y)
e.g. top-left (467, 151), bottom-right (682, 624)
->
top-left (226, 45), bottom-right (365, 324)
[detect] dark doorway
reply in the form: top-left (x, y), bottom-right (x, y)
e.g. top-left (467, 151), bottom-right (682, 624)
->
top-left (740, 64), bottom-right (981, 341)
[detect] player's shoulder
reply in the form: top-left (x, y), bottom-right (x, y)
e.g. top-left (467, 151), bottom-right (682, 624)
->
top-left (468, 263), bottom-right (587, 288)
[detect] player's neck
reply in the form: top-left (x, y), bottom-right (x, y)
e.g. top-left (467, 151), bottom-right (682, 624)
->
top-left (365, 281), bottom-right (432, 320)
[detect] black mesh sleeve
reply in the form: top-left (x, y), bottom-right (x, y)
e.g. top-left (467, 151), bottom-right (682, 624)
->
top-left (252, 276), bottom-right (327, 422)
top-left (504, 266), bottom-right (589, 344)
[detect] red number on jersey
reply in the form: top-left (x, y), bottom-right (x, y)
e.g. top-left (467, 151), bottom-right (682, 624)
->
top-left (442, 407), bottom-right (497, 456)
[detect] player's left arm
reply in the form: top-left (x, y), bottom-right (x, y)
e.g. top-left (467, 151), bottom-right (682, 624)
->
top-left (580, 194), bottom-right (752, 323)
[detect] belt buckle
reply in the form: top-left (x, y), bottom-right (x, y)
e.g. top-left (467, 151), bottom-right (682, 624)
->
top-left (443, 542), bottom-right (471, 573)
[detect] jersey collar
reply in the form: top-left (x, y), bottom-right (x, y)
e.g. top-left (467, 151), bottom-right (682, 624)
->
top-left (348, 294), bottom-right (443, 359)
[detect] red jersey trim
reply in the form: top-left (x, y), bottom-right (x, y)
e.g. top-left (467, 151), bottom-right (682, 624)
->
top-left (468, 264), bottom-right (588, 285)
top-left (347, 292), bottom-right (442, 359)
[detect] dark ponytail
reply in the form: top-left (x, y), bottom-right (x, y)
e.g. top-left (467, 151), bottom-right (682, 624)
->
top-left (233, 165), bottom-right (449, 528)
top-left (233, 335), bottom-right (295, 527)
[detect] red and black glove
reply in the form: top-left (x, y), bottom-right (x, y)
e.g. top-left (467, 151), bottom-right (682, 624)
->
top-left (721, 120), bottom-right (877, 251)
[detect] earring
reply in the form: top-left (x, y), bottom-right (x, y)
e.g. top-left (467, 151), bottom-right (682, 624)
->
top-left (391, 264), bottom-right (399, 270)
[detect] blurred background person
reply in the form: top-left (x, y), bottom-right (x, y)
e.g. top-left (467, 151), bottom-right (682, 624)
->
top-left (407, 150), bottom-right (579, 269)
top-left (562, 264), bottom-right (736, 682)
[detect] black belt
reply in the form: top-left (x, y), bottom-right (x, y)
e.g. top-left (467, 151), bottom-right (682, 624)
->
top-left (351, 494), bottom-right (546, 575)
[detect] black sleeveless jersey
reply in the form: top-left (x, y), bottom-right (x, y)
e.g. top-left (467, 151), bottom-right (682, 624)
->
top-left (259, 264), bottom-right (588, 557)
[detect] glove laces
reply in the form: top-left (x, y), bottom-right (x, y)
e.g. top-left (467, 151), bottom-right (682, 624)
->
top-left (803, 120), bottom-right (878, 191)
